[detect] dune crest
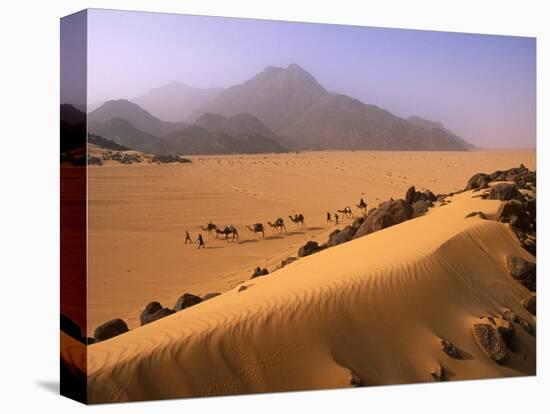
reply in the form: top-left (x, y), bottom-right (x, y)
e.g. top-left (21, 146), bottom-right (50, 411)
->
top-left (85, 189), bottom-right (536, 403)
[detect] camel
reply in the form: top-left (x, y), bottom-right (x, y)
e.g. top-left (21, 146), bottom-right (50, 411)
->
top-left (216, 225), bottom-right (239, 241)
top-left (337, 207), bottom-right (354, 219)
top-left (200, 222), bottom-right (218, 237)
top-left (288, 214), bottom-right (305, 227)
top-left (267, 218), bottom-right (287, 233)
top-left (356, 198), bottom-right (368, 215)
top-left (247, 223), bottom-right (265, 238)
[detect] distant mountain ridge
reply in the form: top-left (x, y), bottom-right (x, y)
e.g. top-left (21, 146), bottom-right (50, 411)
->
top-left (133, 82), bottom-right (224, 122)
top-left (192, 64), bottom-right (468, 151)
top-left (87, 101), bottom-right (288, 156)
top-left (407, 115), bottom-right (476, 149)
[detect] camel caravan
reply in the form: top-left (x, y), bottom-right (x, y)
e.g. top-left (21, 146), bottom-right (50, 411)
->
top-left (188, 197), bottom-right (370, 248)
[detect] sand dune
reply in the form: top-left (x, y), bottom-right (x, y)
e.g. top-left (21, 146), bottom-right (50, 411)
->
top-left (86, 188), bottom-right (536, 403)
top-left (87, 150), bottom-right (535, 335)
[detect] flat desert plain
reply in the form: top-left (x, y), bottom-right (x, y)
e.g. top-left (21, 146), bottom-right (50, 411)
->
top-left (87, 149), bottom-right (535, 335)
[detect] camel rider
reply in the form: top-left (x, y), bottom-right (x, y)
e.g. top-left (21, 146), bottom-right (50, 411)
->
top-left (197, 234), bottom-right (205, 249)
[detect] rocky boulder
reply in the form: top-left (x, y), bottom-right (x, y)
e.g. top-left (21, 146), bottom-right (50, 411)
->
top-left (472, 323), bottom-right (509, 364)
top-left (326, 225), bottom-right (357, 247)
top-left (412, 200), bottom-right (432, 218)
top-left (506, 256), bottom-right (536, 291)
top-left (405, 186), bottom-right (416, 204)
top-left (94, 318), bottom-right (129, 342)
top-left (488, 183), bottom-right (525, 201)
top-left (251, 267), bottom-right (269, 279)
top-left (174, 293), bottom-right (203, 311)
top-left (140, 302), bottom-right (175, 326)
top-left (353, 198), bottom-right (413, 238)
top-left (465, 173), bottom-right (491, 190)
top-left (298, 241), bottom-right (321, 257)
top-left (522, 295), bottom-right (536, 315)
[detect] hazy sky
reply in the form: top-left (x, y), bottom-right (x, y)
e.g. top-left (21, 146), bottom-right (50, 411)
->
top-left (82, 8), bottom-right (536, 148)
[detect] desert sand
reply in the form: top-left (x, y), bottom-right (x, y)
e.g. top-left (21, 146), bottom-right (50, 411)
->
top-left (83, 173), bottom-right (536, 402)
top-left (87, 149), bottom-right (535, 336)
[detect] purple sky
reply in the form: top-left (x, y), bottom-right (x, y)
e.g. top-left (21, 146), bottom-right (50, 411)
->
top-left (83, 9), bottom-right (535, 148)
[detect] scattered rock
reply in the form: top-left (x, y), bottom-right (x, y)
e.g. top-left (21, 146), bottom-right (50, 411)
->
top-left (440, 339), bottom-right (462, 359)
top-left (517, 317), bottom-right (534, 336)
top-left (506, 256), bottom-right (536, 291)
top-left (298, 240), bottom-right (321, 257)
top-left (431, 365), bottom-right (446, 382)
top-left (326, 225), bottom-right (357, 247)
top-left (464, 211), bottom-right (487, 219)
top-left (465, 173), bottom-right (491, 190)
top-left (140, 302), bottom-right (175, 326)
top-left (94, 318), bottom-right (129, 342)
top-left (501, 308), bottom-right (518, 324)
top-left (251, 267), bottom-right (269, 279)
top-left (405, 186), bottom-right (416, 204)
top-left (412, 199), bottom-right (432, 218)
top-left (238, 285), bottom-right (248, 293)
top-left (281, 256), bottom-right (298, 267)
top-left (488, 183), bottom-right (525, 201)
top-left (522, 295), bottom-right (536, 315)
top-left (353, 198), bottom-right (413, 238)
top-left (472, 323), bottom-right (509, 364)
top-left (203, 292), bottom-right (221, 301)
top-left (174, 293), bottom-right (203, 311)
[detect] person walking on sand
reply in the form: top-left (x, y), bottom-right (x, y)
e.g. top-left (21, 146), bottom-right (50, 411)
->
top-left (326, 212), bottom-right (332, 223)
top-left (184, 230), bottom-right (192, 244)
top-left (197, 234), bottom-right (205, 249)
top-left (334, 213), bottom-right (339, 225)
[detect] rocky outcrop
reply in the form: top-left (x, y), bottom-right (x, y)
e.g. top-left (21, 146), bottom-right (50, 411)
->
top-left (94, 319), bottom-right (129, 342)
top-left (522, 295), bottom-right (536, 315)
top-left (488, 183), bottom-right (525, 201)
top-left (140, 302), bottom-right (175, 326)
top-left (472, 322), bottom-right (509, 364)
top-left (174, 293), bottom-right (203, 311)
top-left (251, 267), bottom-right (269, 279)
top-left (506, 256), bottom-right (536, 292)
top-left (353, 199), bottom-right (413, 238)
top-left (298, 241), bottom-right (322, 257)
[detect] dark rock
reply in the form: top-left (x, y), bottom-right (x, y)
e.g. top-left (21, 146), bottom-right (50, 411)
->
top-left (473, 323), bottom-right (509, 363)
top-left (353, 198), bottom-right (413, 238)
top-left (517, 317), bottom-right (534, 335)
top-left (440, 339), bottom-right (462, 359)
top-left (522, 295), bottom-right (536, 315)
top-left (203, 292), bottom-right (221, 301)
top-left (94, 318), bottom-right (129, 342)
top-left (506, 256), bottom-right (536, 291)
top-left (412, 200), bottom-right (432, 218)
top-left (298, 240), bottom-right (321, 257)
top-left (465, 173), bottom-right (491, 190)
top-left (351, 217), bottom-right (364, 229)
top-left (238, 285), bottom-right (248, 293)
top-left (281, 256), bottom-right (298, 267)
top-left (497, 321), bottom-right (518, 352)
top-left (501, 308), bottom-right (518, 324)
top-left (488, 183), bottom-right (525, 201)
top-left (174, 293), bottom-right (203, 311)
top-left (326, 225), bottom-right (357, 247)
top-left (464, 211), bottom-right (487, 219)
top-left (251, 267), bottom-right (269, 279)
top-left (140, 302), bottom-right (175, 326)
top-left (423, 190), bottom-right (437, 202)
top-left (405, 186), bottom-right (416, 204)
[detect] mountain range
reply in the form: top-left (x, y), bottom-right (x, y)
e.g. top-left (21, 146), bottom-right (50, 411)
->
top-left (80, 63), bottom-right (472, 155)
top-left (86, 101), bottom-right (287, 155)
